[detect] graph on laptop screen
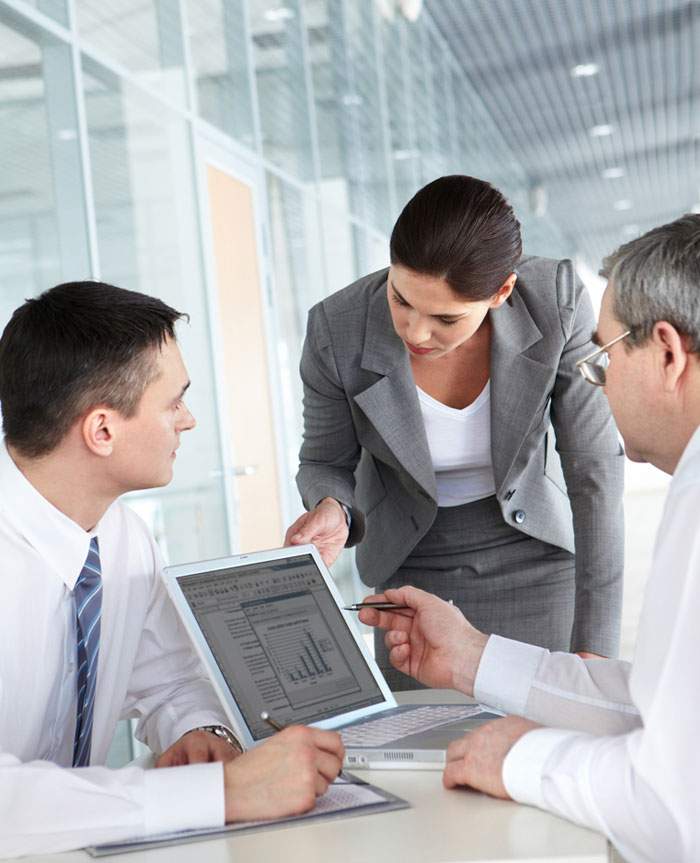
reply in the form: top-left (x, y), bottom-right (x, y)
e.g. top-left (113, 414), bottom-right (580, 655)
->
top-left (178, 554), bottom-right (384, 740)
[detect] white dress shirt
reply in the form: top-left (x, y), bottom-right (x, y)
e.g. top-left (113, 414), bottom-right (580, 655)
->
top-left (0, 441), bottom-right (227, 857)
top-left (416, 382), bottom-right (496, 507)
top-left (474, 426), bottom-right (700, 863)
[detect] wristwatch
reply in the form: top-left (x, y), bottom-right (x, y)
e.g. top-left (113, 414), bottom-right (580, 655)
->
top-left (339, 502), bottom-right (352, 529)
top-left (191, 724), bottom-right (243, 753)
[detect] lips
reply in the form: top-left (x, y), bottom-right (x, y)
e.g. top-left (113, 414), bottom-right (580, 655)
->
top-left (406, 341), bottom-right (435, 355)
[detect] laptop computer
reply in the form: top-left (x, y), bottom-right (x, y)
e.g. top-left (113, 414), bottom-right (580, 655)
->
top-left (162, 544), bottom-right (499, 769)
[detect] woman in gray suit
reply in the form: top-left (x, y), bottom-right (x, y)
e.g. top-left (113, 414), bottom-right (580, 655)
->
top-left (285, 175), bottom-right (624, 689)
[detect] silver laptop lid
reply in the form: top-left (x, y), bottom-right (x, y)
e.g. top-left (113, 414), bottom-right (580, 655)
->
top-left (162, 544), bottom-right (396, 749)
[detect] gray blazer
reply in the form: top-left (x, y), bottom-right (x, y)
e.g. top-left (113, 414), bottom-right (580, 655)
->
top-left (296, 256), bottom-right (625, 653)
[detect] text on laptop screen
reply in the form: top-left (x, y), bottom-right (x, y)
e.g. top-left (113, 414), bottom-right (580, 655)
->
top-left (177, 554), bottom-right (385, 739)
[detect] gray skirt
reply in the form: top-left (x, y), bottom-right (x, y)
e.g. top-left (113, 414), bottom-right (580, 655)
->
top-left (374, 495), bottom-right (575, 691)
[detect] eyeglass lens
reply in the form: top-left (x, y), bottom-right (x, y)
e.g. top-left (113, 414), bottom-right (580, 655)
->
top-left (581, 362), bottom-right (606, 385)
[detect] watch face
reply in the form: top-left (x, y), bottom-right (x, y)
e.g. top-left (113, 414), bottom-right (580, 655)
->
top-left (208, 726), bottom-right (241, 751)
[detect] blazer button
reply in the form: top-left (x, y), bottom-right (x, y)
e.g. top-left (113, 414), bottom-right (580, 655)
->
top-left (513, 509), bottom-right (526, 524)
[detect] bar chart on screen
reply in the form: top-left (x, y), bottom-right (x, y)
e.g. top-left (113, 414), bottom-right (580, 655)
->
top-left (245, 592), bottom-right (362, 707)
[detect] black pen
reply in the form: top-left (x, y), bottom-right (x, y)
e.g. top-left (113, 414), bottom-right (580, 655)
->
top-left (342, 601), bottom-right (411, 611)
top-left (259, 712), bottom-right (368, 785)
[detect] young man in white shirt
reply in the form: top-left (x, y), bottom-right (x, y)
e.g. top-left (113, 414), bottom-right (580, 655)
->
top-left (360, 214), bottom-right (700, 863)
top-left (0, 282), bottom-right (343, 857)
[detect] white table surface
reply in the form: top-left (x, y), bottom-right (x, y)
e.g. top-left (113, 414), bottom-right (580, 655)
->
top-left (23, 690), bottom-right (608, 863)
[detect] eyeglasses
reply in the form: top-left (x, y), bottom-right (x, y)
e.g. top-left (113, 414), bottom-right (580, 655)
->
top-left (576, 330), bottom-right (631, 386)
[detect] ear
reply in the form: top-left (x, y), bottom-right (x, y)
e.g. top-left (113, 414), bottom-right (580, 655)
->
top-left (489, 273), bottom-right (517, 309)
top-left (81, 407), bottom-right (117, 457)
top-left (651, 321), bottom-right (688, 392)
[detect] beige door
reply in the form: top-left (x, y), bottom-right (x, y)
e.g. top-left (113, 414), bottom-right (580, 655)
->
top-left (206, 164), bottom-right (283, 552)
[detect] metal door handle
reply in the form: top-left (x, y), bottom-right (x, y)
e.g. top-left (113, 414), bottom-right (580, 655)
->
top-left (232, 465), bottom-right (258, 476)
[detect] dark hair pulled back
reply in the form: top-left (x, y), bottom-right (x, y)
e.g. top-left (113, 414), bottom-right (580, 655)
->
top-left (389, 175), bottom-right (522, 301)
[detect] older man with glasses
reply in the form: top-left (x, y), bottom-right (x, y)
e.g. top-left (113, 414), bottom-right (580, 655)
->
top-left (360, 213), bottom-right (700, 863)
top-left (577, 329), bottom-right (632, 386)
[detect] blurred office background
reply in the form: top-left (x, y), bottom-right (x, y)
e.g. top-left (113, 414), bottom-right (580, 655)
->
top-left (1, 0), bottom-right (696, 756)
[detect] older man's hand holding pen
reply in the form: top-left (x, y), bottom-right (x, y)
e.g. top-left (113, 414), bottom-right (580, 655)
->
top-left (359, 586), bottom-right (544, 803)
top-left (357, 586), bottom-right (489, 696)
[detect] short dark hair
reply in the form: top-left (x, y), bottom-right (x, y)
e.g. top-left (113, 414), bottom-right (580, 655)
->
top-left (601, 214), bottom-right (700, 353)
top-left (389, 175), bottom-right (522, 301)
top-left (0, 281), bottom-right (186, 457)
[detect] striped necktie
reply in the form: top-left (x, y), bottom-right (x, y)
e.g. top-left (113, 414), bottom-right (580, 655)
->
top-left (72, 536), bottom-right (102, 767)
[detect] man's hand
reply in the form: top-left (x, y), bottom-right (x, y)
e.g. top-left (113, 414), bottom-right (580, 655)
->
top-left (443, 716), bottom-right (541, 798)
top-left (156, 730), bottom-right (241, 768)
top-left (284, 498), bottom-right (349, 567)
top-left (223, 726), bottom-right (344, 822)
top-left (358, 586), bottom-right (488, 695)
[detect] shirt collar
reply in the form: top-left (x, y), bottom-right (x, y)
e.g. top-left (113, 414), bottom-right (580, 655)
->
top-left (0, 439), bottom-right (99, 590)
top-left (673, 424), bottom-right (700, 482)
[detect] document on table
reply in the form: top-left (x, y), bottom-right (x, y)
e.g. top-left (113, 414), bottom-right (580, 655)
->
top-left (86, 777), bottom-right (409, 856)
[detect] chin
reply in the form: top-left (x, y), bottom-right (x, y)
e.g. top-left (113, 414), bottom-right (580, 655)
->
top-left (621, 444), bottom-right (647, 464)
top-left (141, 469), bottom-right (174, 491)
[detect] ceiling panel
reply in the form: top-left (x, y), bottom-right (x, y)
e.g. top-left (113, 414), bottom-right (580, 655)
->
top-left (428, 0), bottom-right (700, 267)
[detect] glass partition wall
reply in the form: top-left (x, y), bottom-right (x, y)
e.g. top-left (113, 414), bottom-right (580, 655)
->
top-left (0, 0), bottom-right (571, 762)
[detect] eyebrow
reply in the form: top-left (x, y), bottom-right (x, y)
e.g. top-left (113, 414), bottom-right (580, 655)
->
top-left (390, 281), bottom-right (469, 320)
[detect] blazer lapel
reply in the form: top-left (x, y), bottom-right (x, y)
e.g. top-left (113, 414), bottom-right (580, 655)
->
top-left (490, 286), bottom-right (554, 492)
top-left (353, 279), bottom-right (555, 502)
top-left (353, 286), bottom-right (437, 499)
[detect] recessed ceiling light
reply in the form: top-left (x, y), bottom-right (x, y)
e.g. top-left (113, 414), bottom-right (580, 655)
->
top-left (393, 148), bottom-right (418, 161)
top-left (614, 199), bottom-right (632, 211)
top-left (571, 63), bottom-right (599, 77)
top-left (264, 6), bottom-right (294, 21)
top-left (590, 124), bottom-right (614, 137)
top-left (602, 167), bottom-right (625, 179)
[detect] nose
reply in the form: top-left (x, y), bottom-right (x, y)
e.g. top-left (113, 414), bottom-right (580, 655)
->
top-left (405, 312), bottom-right (432, 345)
top-left (179, 402), bottom-right (196, 432)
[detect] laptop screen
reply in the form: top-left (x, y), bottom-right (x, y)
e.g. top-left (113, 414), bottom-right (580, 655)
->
top-left (177, 553), bottom-right (385, 740)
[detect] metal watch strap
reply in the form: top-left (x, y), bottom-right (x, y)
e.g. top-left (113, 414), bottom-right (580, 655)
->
top-left (191, 724), bottom-right (242, 753)
top-left (339, 502), bottom-right (352, 529)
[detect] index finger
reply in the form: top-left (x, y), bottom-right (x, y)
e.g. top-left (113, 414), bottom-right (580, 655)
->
top-left (155, 750), bottom-right (176, 768)
top-left (284, 514), bottom-right (308, 544)
top-left (288, 508), bottom-right (332, 543)
top-left (181, 739), bottom-right (211, 765)
top-left (358, 601), bottom-right (416, 631)
top-left (309, 728), bottom-right (345, 759)
top-left (360, 585), bottom-right (425, 609)
top-left (445, 735), bottom-right (470, 762)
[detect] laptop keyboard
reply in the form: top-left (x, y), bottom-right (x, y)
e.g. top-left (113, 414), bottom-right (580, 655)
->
top-left (340, 704), bottom-right (484, 747)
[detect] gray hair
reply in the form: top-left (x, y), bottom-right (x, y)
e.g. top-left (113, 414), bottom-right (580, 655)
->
top-left (601, 214), bottom-right (700, 353)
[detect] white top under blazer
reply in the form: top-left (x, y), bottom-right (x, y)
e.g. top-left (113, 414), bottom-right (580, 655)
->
top-left (416, 381), bottom-right (496, 507)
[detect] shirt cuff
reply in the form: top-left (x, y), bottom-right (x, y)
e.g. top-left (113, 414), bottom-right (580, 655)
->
top-left (474, 634), bottom-right (547, 716)
top-left (143, 761), bottom-right (225, 836)
top-left (502, 727), bottom-right (574, 809)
